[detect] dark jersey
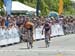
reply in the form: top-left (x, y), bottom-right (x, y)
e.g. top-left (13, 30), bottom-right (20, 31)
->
top-left (44, 23), bottom-right (50, 31)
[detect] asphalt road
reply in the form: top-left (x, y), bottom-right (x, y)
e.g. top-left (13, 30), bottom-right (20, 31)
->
top-left (0, 34), bottom-right (75, 56)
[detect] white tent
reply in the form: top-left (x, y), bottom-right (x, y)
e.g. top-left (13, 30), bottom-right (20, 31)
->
top-left (3, 1), bottom-right (36, 13)
top-left (71, 0), bottom-right (75, 2)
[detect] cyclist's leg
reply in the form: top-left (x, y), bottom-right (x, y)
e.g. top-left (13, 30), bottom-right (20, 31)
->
top-left (27, 41), bottom-right (30, 49)
top-left (28, 30), bottom-right (33, 48)
top-left (29, 42), bottom-right (33, 48)
top-left (45, 38), bottom-right (48, 48)
top-left (45, 32), bottom-right (49, 48)
top-left (45, 31), bottom-right (50, 47)
top-left (27, 30), bottom-right (30, 49)
top-left (30, 28), bottom-right (33, 48)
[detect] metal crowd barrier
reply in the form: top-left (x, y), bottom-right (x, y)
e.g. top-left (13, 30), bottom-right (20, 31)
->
top-left (64, 23), bottom-right (75, 34)
top-left (0, 27), bottom-right (20, 46)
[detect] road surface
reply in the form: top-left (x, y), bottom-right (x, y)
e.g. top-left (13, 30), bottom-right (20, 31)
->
top-left (0, 34), bottom-right (75, 56)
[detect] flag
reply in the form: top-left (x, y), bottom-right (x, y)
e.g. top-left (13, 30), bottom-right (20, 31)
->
top-left (58, 0), bottom-right (63, 15)
top-left (3, 0), bottom-right (12, 15)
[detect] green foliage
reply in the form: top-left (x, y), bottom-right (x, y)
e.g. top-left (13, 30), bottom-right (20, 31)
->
top-left (39, 0), bottom-right (49, 16)
top-left (63, 0), bottom-right (72, 11)
top-left (0, 0), bottom-right (74, 16)
top-left (0, 0), bottom-right (3, 8)
top-left (20, 0), bottom-right (74, 15)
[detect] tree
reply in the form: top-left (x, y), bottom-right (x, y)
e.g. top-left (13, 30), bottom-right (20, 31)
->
top-left (12, 0), bottom-right (73, 15)
top-left (39, 0), bottom-right (49, 16)
top-left (64, 0), bottom-right (72, 11)
top-left (0, 0), bottom-right (3, 8)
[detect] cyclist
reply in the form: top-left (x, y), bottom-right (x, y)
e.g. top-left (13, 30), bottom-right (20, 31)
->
top-left (42, 20), bottom-right (51, 48)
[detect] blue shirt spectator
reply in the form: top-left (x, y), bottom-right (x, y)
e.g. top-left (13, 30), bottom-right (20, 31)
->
top-left (5, 20), bottom-right (9, 28)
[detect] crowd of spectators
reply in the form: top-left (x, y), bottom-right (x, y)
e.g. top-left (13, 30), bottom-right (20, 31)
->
top-left (0, 15), bottom-right (75, 42)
